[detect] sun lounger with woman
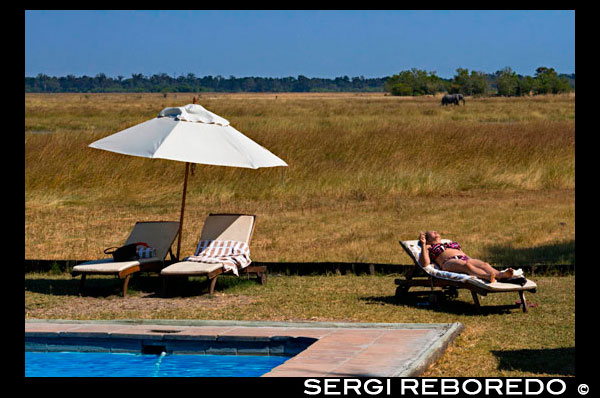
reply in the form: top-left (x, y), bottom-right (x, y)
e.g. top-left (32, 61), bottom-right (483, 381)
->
top-left (418, 231), bottom-right (514, 283)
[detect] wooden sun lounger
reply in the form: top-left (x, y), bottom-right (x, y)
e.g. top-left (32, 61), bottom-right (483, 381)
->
top-left (160, 214), bottom-right (266, 295)
top-left (71, 221), bottom-right (180, 297)
top-left (396, 239), bottom-right (538, 312)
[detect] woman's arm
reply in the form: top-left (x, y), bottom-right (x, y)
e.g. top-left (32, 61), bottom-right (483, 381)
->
top-left (418, 232), bottom-right (431, 267)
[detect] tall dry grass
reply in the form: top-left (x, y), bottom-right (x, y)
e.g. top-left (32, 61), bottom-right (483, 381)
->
top-left (25, 93), bottom-right (574, 263)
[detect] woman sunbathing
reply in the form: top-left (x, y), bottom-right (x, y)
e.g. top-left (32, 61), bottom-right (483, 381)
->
top-left (418, 231), bottom-right (514, 283)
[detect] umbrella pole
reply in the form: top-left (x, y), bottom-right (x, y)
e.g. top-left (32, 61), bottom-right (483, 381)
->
top-left (176, 162), bottom-right (190, 261)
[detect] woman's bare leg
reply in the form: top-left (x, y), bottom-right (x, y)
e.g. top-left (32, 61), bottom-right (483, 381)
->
top-left (441, 259), bottom-right (495, 282)
top-left (467, 259), bottom-right (514, 280)
top-left (467, 259), bottom-right (500, 276)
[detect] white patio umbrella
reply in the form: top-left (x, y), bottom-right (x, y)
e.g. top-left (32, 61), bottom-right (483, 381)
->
top-left (89, 102), bottom-right (287, 259)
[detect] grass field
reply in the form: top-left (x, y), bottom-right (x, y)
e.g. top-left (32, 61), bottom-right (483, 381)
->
top-left (25, 92), bottom-right (574, 264)
top-left (25, 92), bottom-right (575, 376)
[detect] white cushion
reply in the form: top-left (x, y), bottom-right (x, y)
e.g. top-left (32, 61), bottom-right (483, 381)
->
top-left (160, 261), bottom-right (223, 276)
top-left (72, 257), bottom-right (158, 274)
top-left (468, 278), bottom-right (537, 292)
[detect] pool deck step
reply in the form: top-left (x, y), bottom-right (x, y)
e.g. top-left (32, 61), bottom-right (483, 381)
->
top-left (25, 319), bottom-right (463, 377)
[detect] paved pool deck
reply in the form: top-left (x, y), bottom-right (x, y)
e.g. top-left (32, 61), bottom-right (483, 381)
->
top-left (25, 319), bottom-right (463, 377)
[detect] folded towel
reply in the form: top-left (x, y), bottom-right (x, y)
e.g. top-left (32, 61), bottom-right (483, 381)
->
top-left (184, 240), bottom-right (251, 276)
top-left (503, 268), bottom-right (524, 277)
top-left (497, 268), bottom-right (526, 285)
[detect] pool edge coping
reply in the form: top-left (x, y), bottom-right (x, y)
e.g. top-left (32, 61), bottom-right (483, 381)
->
top-left (25, 318), bottom-right (458, 330)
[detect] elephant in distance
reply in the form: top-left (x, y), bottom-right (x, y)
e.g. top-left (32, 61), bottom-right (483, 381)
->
top-left (441, 94), bottom-right (466, 106)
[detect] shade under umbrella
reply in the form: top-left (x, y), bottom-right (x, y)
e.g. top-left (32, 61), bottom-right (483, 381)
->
top-left (89, 103), bottom-right (287, 258)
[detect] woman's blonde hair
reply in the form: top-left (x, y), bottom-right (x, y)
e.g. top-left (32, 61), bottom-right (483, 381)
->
top-left (425, 231), bottom-right (436, 244)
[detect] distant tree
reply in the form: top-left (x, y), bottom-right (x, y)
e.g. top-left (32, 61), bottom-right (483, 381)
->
top-left (388, 81), bottom-right (413, 96)
top-left (495, 67), bottom-right (519, 96)
top-left (94, 73), bottom-right (108, 91)
top-left (534, 67), bottom-right (571, 94)
top-left (242, 77), bottom-right (257, 92)
top-left (559, 73), bottom-right (575, 90)
top-left (295, 75), bottom-right (311, 92)
top-left (450, 68), bottom-right (489, 96)
top-left (385, 68), bottom-right (443, 96)
top-left (470, 71), bottom-right (490, 95)
top-left (451, 68), bottom-right (472, 95)
top-left (425, 73), bottom-right (448, 94)
top-left (534, 67), bottom-right (553, 94)
top-left (517, 75), bottom-right (536, 96)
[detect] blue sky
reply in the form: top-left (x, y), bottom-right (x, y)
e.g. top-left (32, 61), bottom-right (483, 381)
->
top-left (25, 10), bottom-right (575, 79)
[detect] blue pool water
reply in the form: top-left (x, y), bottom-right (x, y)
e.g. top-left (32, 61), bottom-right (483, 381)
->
top-left (25, 351), bottom-right (291, 377)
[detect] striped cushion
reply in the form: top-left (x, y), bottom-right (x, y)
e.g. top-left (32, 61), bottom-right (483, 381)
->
top-left (183, 240), bottom-right (251, 276)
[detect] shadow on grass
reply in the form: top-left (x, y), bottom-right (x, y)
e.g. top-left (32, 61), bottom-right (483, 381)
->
top-left (484, 240), bottom-right (575, 267)
top-left (160, 276), bottom-right (259, 298)
top-left (25, 277), bottom-right (118, 298)
top-left (24, 274), bottom-right (257, 298)
top-left (362, 291), bottom-right (521, 316)
top-left (491, 347), bottom-right (575, 376)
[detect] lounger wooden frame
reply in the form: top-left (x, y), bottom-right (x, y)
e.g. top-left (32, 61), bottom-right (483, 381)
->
top-left (71, 221), bottom-right (180, 297)
top-left (396, 240), bottom-right (537, 312)
top-left (161, 213), bottom-right (266, 296)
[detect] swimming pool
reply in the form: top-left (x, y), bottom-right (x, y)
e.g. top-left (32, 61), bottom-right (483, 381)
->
top-left (25, 351), bottom-right (292, 377)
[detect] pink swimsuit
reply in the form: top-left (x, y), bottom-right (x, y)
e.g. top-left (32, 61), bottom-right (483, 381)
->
top-left (428, 242), bottom-right (470, 264)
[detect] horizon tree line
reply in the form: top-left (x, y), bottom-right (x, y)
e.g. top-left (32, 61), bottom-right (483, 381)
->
top-left (25, 67), bottom-right (574, 96)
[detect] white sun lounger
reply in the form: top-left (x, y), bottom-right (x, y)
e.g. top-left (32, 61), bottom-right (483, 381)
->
top-left (396, 239), bottom-right (538, 312)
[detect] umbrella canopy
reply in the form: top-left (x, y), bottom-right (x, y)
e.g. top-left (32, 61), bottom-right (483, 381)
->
top-left (89, 103), bottom-right (287, 259)
top-left (89, 103), bottom-right (287, 169)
